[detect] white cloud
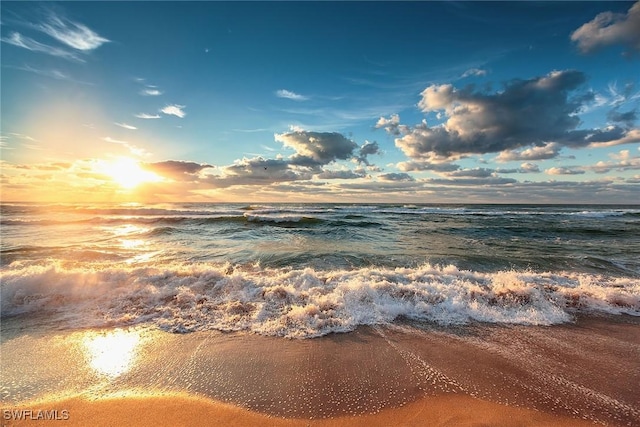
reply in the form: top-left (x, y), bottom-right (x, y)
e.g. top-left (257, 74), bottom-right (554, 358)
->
top-left (276, 89), bottom-right (308, 101)
top-left (115, 122), bottom-right (137, 130)
top-left (102, 136), bottom-right (128, 145)
top-left (160, 105), bottom-right (186, 118)
top-left (545, 167), bottom-right (585, 176)
top-left (38, 14), bottom-right (109, 51)
top-left (496, 143), bottom-right (562, 162)
top-left (461, 68), bottom-right (487, 78)
top-left (135, 113), bottom-right (161, 119)
top-left (140, 88), bottom-right (163, 96)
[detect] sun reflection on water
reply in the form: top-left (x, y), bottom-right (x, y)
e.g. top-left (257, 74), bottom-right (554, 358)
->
top-left (82, 329), bottom-right (142, 377)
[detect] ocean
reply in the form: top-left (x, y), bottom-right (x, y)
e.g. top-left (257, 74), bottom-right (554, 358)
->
top-left (2, 203), bottom-right (639, 338)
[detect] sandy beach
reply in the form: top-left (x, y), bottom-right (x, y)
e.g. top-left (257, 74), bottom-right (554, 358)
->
top-left (2, 314), bottom-right (638, 426)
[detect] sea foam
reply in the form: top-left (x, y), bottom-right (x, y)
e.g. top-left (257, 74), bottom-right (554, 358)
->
top-left (2, 261), bottom-right (638, 338)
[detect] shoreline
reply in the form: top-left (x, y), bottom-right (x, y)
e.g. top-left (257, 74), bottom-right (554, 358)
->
top-left (2, 314), bottom-right (639, 426)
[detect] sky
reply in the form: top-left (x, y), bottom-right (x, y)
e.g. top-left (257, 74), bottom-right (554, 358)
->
top-left (1, 1), bottom-right (639, 204)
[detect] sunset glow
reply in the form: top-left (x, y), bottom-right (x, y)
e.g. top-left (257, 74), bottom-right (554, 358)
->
top-left (1, 1), bottom-right (638, 203)
top-left (97, 158), bottom-right (163, 190)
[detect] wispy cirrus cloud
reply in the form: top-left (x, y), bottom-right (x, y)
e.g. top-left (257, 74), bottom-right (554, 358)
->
top-left (276, 89), bottom-right (308, 101)
top-left (135, 113), bottom-right (161, 119)
top-left (37, 14), bottom-right (109, 51)
top-left (1, 11), bottom-right (109, 62)
top-left (102, 136), bottom-right (149, 157)
top-left (461, 68), bottom-right (487, 78)
top-left (4, 64), bottom-right (93, 85)
top-left (1, 32), bottom-right (81, 61)
top-left (140, 87), bottom-right (163, 96)
top-left (115, 122), bottom-right (137, 130)
top-left (160, 105), bottom-right (186, 118)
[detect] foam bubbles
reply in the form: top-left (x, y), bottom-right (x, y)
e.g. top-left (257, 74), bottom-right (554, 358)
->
top-left (1, 261), bottom-right (638, 338)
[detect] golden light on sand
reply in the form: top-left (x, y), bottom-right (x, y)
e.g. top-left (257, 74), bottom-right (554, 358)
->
top-left (97, 157), bottom-right (163, 189)
top-left (83, 329), bottom-right (142, 377)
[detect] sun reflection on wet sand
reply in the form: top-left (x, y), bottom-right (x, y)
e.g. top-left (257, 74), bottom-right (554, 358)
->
top-left (82, 329), bottom-right (143, 377)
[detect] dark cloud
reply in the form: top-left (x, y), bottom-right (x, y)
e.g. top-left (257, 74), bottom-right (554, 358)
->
top-left (208, 157), bottom-right (313, 188)
top-left (378, 172), bottom-right (415, 182)
top-left (144, 160), bottom-right (214, 180)
top-left (425, 177), bottom-right (517, 186)
top-left (316, 169), bottom-right (366, 180)
top-left (275, 130), bottom-right (358, 166)
top-left (397, 160), bottom-right (461, 173)
top-left (394, 71), bottom-right (588, 158)
top-left (446, 168), bottom-right (494, 178)
top-left (571, 1), bottom-right (640, 55)
top-left (357, 140), bottom-right (381, 165)
top-left (519, 162), bottom-right (541, 173)
top-left (608, 109), bottom-right (637, 127)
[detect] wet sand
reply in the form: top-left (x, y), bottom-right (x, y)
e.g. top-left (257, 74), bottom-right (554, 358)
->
top-left (4, 393), bottom-right (599, 427)
top-left (1, 315), bottom-right (639, 426)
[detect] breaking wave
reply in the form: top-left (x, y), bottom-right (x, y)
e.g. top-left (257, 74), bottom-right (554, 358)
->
top-left (2, 261), bottom-right (638, 338)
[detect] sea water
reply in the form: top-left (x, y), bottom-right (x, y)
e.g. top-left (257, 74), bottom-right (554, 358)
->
top-left (1, 203), bottom-right (639, 338)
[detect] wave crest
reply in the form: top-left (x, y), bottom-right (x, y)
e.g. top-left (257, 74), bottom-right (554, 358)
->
top-left (1, 262), bottom-right (638, 338)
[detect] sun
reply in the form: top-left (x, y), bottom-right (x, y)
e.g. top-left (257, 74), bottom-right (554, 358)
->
top-left (98, 157), bottom-right (163, 189)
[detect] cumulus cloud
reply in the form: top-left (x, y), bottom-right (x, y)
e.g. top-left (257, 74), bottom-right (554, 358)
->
top-left (374, 114), bottom-right (408, 136)
top-left (275, 129), bottom-right (358, 166)
top-left (588, 150), bottom-right (640, 174)
top-left (357, 140), bottom-right (381, 165)
top-left (378, 173), bottom-right (415, 182)
top-left (425, 177), bottom-right (517, 186)
top-left (380, 70), bottom-right (639, 164)
top-left (276, 89), bottom-right (308, 101)
top-left (397, 160), bottom-right (460, 173)
top-left (571, 1), bottom-right (640, 55)
top-left (209, 157), bottom-right (313, 188)
top-left (520, 162), bottom-right (541, 173)
top-left (161, 105), bottom-right (186, 118)
top-left (545, 167), bottom-right (586, 176)
top-left (496, 142), bottom-right (562, 162)
top-left (494, 163), bottom-right (541, 174)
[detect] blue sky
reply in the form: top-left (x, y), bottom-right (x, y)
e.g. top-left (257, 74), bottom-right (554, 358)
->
top-left (1, 1), bottom-right (639, 203)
